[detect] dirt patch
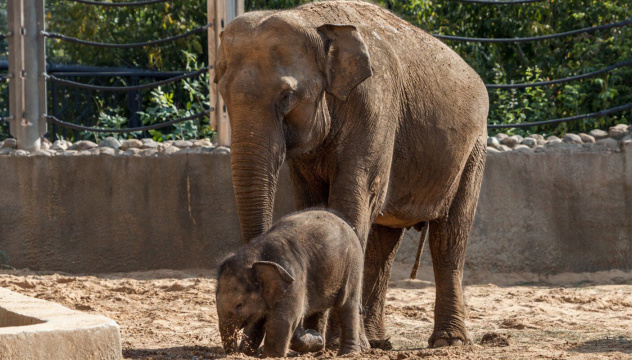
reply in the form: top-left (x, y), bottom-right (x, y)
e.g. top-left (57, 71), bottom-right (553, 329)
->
top-left (1, 263), bottom-right (631, 359)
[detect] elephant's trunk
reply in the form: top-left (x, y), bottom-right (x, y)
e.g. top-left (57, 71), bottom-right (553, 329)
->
top-left (219, 317), bottom-right (239, 355)
top-left (230, 122), bottom-right (285, 243)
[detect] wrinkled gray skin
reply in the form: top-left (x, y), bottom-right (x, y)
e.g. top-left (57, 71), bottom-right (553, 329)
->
top-left (216, 210), bottom-right (364, 357)
top-left (215, 0), bottom-right (488, 348)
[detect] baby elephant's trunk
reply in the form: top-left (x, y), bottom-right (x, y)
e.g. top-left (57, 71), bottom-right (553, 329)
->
top-left (219, 318), bottom-right (239, 355)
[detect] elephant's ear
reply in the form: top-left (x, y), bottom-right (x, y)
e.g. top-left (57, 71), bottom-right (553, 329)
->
top-left (213, 32), bottom-right (227, 84)
top-left (252, 261), bottom-right (295, 308)
top-left (317, 24), bottom-right (373, 102)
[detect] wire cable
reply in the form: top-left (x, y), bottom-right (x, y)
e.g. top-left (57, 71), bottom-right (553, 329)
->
top-left (487, 102), bottom-right (632, 129)
top-left (46, 110), bottom-right (212, 133)
top-left (445, 0), bottom-right (545, 4)
top-left (487, 60), bottom-right (632, 89)
top-left (434, 18), bottom-right (631, 42)
top-left (65, 0), bottom-right (169, 6)
top-left (45, 65), bottom-right (211, 91)
top-left (42, 23), bottom-right (211, 48)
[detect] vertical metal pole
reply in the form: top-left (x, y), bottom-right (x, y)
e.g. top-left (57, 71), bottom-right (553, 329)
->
top-left (9, 0), bottom-right (46, 151)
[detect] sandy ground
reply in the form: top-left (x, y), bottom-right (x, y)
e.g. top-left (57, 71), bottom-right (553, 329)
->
top-left (1, 262), bottom-right (632, 359)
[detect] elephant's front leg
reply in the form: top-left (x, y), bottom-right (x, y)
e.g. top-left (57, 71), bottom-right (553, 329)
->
top-left (362, 224), bottom-right (405, 349)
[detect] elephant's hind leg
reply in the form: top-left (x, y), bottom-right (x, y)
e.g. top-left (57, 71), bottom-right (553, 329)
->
top-left (428, 137), bottom-right (486, 348)
top-left (362, 224), bottom-right (405, 349)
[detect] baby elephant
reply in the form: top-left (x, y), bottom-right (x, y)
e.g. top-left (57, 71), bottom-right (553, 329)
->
top-left (216, 209), bottom-right (364, 357)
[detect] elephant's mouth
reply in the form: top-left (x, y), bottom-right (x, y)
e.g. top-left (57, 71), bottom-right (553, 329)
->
top-left (240, 314), bottom-right (258, 330)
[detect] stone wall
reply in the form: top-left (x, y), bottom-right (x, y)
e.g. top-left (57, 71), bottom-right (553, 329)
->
top-left (0, 135), bottom-right (631, 273)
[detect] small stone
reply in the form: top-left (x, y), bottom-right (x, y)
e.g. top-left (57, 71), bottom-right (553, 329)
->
top-left (0, 148), bottom-right (12, 155)
top-left (527, 134), bottom-right (546, 146)
top-left (589, 129), bottom-right (609, 140)
top-left (487, 137), bottom-right (500, 148)
top-left (545, 136), bottom-right (562, 145)
top-left (2, 138), bottom-right (17, 149)
top-left (212, 146), bottom-right (230, 155)
top-left (563, 133), bottom-right (583, 144)
top-left (521, 138), bottom-right (537, 148)
top-left (98, 147), bottom-right (116, 156)
top-left (595, 138), bottom-right (619, 151)
top-left (496, 145), bottom-right (512, 152)
top-left (99, 137), bottom-right (121, 149)
top-left (514, 144), bottom-right (532, 153)
top-left (193, 139), bottom-right (213, 148)
top-left (12, 149), bottom-right (28, 156)
top-left (141, 138), bottom-right (159, 149)
top-left (609, 124), bottom-right (630, 140)
top-left (494, 133), bottom-right (508, 142)
top-left (140, 148), bottom-right (158, 156)
top-left (59, 150), bottom-right (78, 156)
top-left (33, 150), bottom-right (53, 157)
top-left (500, 135), bottom-right (521, 148)
top-left (122, 148), bottom-right (141, 156)
top-left (121, 139), bottom-right (143, 151)
top-left (41, 141), bottom-right (51, 150)
top-left (51, 140), bottom-right (70, 151)
top-left (69, 140), bottom-right (98, 151)
top-left (161, 145), bottom-right (181, 155)
top-left (579, 133), bottom-right (595, 144)
top-left (77, 150), bottom-right (93, 156)
top-left (487, 147), bottom-right (501, 154)
top-left (173, 140), bottom-right (193, 149)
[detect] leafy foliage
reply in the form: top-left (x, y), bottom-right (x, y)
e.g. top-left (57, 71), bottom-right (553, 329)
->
top-left (373, 0), bottom-right (631, 135)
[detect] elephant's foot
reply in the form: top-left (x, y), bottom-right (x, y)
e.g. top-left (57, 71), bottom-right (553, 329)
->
top-left (337, 344), bottom-right (360, 356)
top-left (428, 327), bottom-right (472, 348)
top-left (290, 329), bottom-right (324, 353)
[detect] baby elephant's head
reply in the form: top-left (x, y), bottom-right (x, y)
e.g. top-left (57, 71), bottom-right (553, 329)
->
top-left (216, 256), bottom-right (295, 354)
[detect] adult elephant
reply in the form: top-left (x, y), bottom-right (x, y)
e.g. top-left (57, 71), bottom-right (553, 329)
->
top-left (214, 0), bottom-right (488, 348)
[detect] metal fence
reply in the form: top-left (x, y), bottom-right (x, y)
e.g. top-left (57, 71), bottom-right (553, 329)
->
top-left (0, 0), bottom-right (630, 150)
top-left (1, 0), bottom-right (240, 151)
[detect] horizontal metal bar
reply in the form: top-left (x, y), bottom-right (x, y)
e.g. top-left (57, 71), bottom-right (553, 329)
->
top-left (64, 0), bottom-right (169, 7)
top-left (434, 18), bottom-right (631, 42)
top-left (487, 102), bottom-right (632, 129)
top-left (46, 109), bottom-right (213, 133)
top-left (445, 0), bottom-right (545, 3)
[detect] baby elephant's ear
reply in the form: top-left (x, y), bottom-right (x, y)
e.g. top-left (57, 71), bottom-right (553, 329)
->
top-left (252, 261), bottom-right (295, 308)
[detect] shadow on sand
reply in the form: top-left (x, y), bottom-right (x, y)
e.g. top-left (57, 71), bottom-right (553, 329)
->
top-left (569, 337), bottom-right (632, 354)
top-left (123, 346), bottom-right (225, 359)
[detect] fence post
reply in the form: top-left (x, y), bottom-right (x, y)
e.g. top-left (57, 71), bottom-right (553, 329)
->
top-left (208, 0), bottom-right (243, 147)
top-left (8, 0), bottom-right (47, 152)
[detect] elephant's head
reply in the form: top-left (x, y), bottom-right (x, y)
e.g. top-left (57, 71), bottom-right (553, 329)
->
top-left (214, 12), bottom-right (373, 242)
top-left (216, 255), bottom-right (295, 354)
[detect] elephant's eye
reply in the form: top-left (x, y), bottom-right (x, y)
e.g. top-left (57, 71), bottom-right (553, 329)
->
top-left (278, 91), bottom-right (297, 115)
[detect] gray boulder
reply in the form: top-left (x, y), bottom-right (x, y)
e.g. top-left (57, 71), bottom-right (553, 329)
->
top-left (526, 134), bottom-right (546, 146)
top-left (51, 140), bottom-right (70, 151)
top-left (173, 140), bottom-right (193, 149)
top-left (609, 124), bottom-right (630, 140)
top-left (2, 138), bottom-right (17, 149)
top-left (589, 129), bottom-right (609, 140)
top-left (563, 133), bottom-right (583, 144)
top-left (578, 133), bottom-right (595, 144)
top-left (487, 137), bottom-right (500, 148)
top-left (99, 137), bottom-right (121, 149)
top-left (69, 140), bottom-right (98, 151)
top-left (501, 135), bottom-right (521, 148)
top-left (212, 146), bottom-right (231, 155)
top-left (521, 138), bottom-right (537, 148)
top-left (141, 138), bottom-right (159, 149)
top-left (595, 138), bottom-right (620, 151)
top-left (121, 139), bottom-right (143, 150)
top-left (494, 133), bottom-right (508, 142)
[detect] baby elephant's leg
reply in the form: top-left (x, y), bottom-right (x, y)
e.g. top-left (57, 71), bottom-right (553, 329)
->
top-left (336, 301), bottom-right (361, 355)
top-left (290, 326), bottom-right (324, 353)
top-left (262, 315), bottom-right (299, 358)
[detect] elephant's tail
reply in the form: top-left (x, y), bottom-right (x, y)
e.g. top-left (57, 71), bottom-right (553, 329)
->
top-left (410, 222), bottom-right (429, 280)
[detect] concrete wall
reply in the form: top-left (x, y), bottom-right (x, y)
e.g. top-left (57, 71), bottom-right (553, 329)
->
top-left (1, 144), bottom-right (631, 273)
